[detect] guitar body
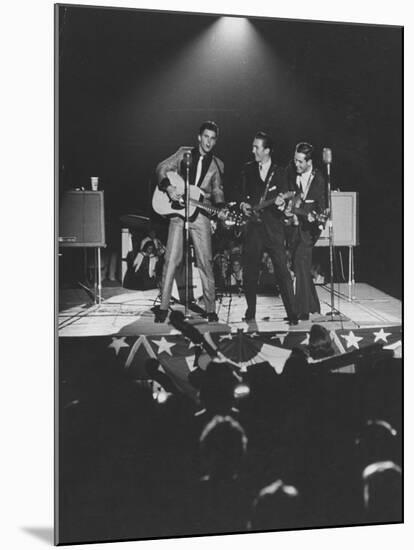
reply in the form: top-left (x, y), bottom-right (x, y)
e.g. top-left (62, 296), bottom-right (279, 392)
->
top-left (239, 191), bottom-right (297, 226)
top-left (152, 171), bottom-right (205, 220)
top-left (152, 172), bottom-right (244, 232)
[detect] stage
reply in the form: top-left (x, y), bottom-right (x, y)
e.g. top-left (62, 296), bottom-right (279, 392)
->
top-left (59, 282), bottom-right (401, 338)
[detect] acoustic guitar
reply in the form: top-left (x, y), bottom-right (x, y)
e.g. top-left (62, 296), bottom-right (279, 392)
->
top-left (152, 171), bottom-right (243, 227)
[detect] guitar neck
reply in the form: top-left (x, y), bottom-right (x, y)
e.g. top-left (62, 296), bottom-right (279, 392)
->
top-left (189, 199), bottom-right (221, 215)
top-left (253, 191), bottom-right (296, 213)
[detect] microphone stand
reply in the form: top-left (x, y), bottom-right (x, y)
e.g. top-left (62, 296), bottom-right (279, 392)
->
top-left (183, 153), bottom-right (192, 319)
top-left (324, 156), bottom-right (342, 321)
top-left (326, 161), bottom-right (335, 319)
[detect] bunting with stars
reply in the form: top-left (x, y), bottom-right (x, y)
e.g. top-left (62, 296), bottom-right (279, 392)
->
top-left (60, 325), bottom-right (401, 402)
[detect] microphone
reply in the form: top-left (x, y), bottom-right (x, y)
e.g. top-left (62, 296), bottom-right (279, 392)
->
top-left (322, 147), bottom-right (332, 177)
top-left (322, 147), bottom-right (332, 165)
top-left (183, 151), bottom-right (192, 168)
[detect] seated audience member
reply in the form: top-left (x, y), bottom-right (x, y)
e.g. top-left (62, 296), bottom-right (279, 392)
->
top-left (362, 461), bottom-right (402, 523)
top-left (145, 358), bottom-right (177, 394)
top-left (123, 240), bottom-right (159, 290)
top-left (282, 348), bottom-right (310, 378)
top-left (307, 324), bottom-right (336, 360)
top-left (258, 252), bottom-right (279, 294)
top-left (187, 415), bottom-right (250, 535)
top-left (213, 247), bottom-right (230, 289)
top-left (199, 415), bottom-right (248, 482)
top-left (355, 419), bottom-right (400, 468)
top-left (228, 239), bottom-right (242, 261)
top-left (229, 258), bottom-right (243, 292)
top-left (140, 228), bottom-right (166, 282)
top-left (140, 228), bottom-right (166, 258)
top-left (189, 362), bottom-right (240, 426)
top-left (248, 479), bottom-right (303, 531)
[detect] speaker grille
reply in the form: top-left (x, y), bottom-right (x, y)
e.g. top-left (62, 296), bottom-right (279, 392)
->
top-left (59, 191), bottom-right (106, 247)
top-left (316, 191), bottom-right (359, 247)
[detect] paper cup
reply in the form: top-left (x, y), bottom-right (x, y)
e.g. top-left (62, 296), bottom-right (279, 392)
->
top-left (91, 177), bottom-right (99, 191)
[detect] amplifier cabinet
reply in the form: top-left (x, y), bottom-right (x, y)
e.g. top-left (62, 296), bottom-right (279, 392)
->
top-left (316, 191), bottom-right (359, 247)
top-left (59, 190), bottom-right (106, 247)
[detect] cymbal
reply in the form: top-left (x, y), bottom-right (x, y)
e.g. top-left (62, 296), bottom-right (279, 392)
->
top-left (120, 213), bottom-right (150, 229)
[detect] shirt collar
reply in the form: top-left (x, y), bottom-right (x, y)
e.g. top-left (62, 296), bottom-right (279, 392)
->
top-left (193, 146), bottom-right (212, 162)
top-left (259, 158), bottom-right (272, 170)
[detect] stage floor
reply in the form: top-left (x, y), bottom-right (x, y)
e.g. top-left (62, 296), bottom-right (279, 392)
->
top-left (58, 282), bottom-right (401, 338)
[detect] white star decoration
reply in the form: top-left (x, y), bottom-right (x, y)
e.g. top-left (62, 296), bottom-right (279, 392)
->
top-left (271, 332), bottom-right (288, 345)
top-left (219, 333), bottom-right (233, 341)
top-left (341, 331), bottom-right (363, 350)
top-left (373, 328), bottom-right (392, 343)
top-left (151, 337), bottom-right (175, 356)
top-left (301, 333), bottom-right (310, 346)
top-left (108, 337), bottom-right (130, 356)
top-left (185, 354), bottom-right (197, 371)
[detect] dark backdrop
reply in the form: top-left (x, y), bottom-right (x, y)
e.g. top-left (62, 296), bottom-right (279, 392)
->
top-left (58, 5), bottom-right (402, 298)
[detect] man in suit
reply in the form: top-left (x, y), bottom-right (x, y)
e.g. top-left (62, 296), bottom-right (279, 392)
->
top-left (287, 142), bottom-right (327, 320)
top-left (154, 121), bottom-right (225, 323)
top-left (239, 131), bottom-right (297, 324)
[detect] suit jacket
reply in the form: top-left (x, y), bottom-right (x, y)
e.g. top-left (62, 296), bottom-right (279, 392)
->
top-left (286, 163), bottom-right (327, 243)
top-left (239, 160), bottom-right (292, 229)
top-left (156, 146), bottom-right (225, 205)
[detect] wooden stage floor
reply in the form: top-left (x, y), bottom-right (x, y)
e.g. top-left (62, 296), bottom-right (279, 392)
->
top-left (58, 282), bottom-right (401, 338)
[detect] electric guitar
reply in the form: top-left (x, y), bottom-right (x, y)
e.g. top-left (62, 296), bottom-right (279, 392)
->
top-left (283, 195), bottom-right (329, 230)
top-left (239, 191), bottom-right (328, 230)
top-left (238, 191), bottom-right (296, 224)
top-left (152, 171), bottom-right (243, 227)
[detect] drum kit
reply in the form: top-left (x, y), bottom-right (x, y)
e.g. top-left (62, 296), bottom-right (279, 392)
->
top-left (120, 205), bottom-right (244, 238)
top-left (119, 213), bottom-right (152, 231)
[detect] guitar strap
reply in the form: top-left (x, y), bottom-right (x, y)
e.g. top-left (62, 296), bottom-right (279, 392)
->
top-left (297, 168), bottom-right (316, 199)
top-left (259, 165), bottom-right (277, 205)
top-left (212, 155), bottom-right (224, 179)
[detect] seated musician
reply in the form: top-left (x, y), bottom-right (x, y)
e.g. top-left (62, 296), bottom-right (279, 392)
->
top-left (123, 240), bottom-right (158, 290)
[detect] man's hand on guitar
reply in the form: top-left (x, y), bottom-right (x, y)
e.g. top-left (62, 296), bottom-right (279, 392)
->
top-left (240, 202), bottom-right (252, 217)
top-left (167, 184), bottom-right (182, 202)
top-left (217, 207), bottom-right (229, 221)
top-left (274, 194), bottom-right (286, 210)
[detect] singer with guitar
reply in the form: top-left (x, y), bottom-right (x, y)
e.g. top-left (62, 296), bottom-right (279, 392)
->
top-left (153, 121), bottom-right (226, 323)
top-left (286, 142), bottom-right (327, 320)
top-left (239, 131), bottom-right (298, 324)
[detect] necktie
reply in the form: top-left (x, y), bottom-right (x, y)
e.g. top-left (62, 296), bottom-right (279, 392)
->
top-left (195, 155), bottom-right (203, 186)
top-left (259, 163), bottom-right (265, 181)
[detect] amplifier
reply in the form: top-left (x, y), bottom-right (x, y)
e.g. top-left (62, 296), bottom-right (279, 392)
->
top-left (316, 191), bottom-right (359, 247)
top-left (59, 190), bottom-right (106, 247)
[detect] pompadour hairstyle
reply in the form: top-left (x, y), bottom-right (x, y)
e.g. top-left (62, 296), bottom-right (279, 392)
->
top-left (295, 142), bottom-right (314, 161)
top-left (254, 131), bottom-right (273, 152)
top-left (199, 120), bottom-right (219, 137)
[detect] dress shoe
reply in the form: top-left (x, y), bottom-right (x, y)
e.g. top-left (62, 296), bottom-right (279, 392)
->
top-left (243, 308), bottom-right (255, 321)
top-left (207, 312), bottom-right (219, 323)
top-left (284, 315), bottom-right (299, 325)
top-left (298, 313), bottom-right (310, 321)
top-left (154, 309), bottom-right (168, 323)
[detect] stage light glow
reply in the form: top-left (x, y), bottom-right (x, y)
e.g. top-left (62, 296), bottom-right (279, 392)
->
top-left (212, 15), bottom-right (257, 51)
top-left (217, 16), bottom-right (250, 35)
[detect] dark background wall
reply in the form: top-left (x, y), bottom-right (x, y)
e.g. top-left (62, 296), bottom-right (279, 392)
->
top-left (58, 5), bottom-right (402, 298)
